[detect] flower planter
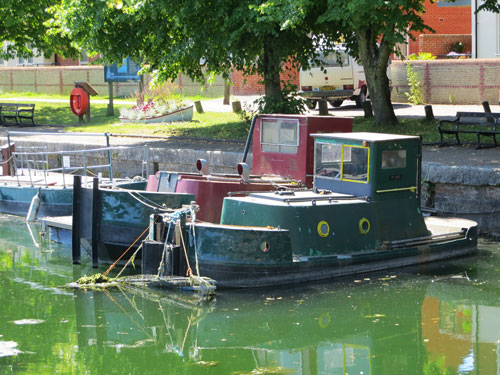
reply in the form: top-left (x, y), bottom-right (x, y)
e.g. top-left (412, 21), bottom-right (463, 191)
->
top-left (120, 105), bottom-right (193, 124)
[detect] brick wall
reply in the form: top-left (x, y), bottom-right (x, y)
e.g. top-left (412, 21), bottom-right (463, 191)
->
top-left (409, 0), bottom-right (471, 55)
top-left (232, 65), bottom-right (300, 96)
top-left (391, 58), bottom-right (500, 104)
top-left (418, 34), bottom-right (472, 57)
top-left (0, 66), bottom-right (225, 97)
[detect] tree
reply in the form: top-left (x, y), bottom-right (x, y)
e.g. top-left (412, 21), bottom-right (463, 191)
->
top-left (477, 0), bottom-right (500, 12)
top-left (319, 0), bottom-right (432, 125)
top-left (0, 0), bottom-right (75, 59)
top-left (53, 0), bottom-right (326, 113)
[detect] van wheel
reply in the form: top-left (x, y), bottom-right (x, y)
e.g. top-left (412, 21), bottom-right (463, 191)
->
top-left (328, 99), bottom-right (343, 108)
top-left (306, 100), bottom-right (317, 110)
top-left (355, 86), bottom-right (367, 108)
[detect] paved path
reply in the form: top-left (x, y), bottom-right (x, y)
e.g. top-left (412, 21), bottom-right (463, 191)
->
top-left (1, 96), bottom-right (500, 169)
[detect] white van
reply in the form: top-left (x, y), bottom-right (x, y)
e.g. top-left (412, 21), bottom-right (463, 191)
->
top-left (299, 48), bottom-right (390, 109)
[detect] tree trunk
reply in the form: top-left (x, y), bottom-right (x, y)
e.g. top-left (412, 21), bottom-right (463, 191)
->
top-left (357, 34), bottom-right (397, 126)
top-left (262, 38), bottom-right (283, 109)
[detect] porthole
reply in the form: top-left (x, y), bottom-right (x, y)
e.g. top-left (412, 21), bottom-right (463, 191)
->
top-left (317, 221), bottom-right (330, 238)
top-left (359, 218), bottom-right (370, 235)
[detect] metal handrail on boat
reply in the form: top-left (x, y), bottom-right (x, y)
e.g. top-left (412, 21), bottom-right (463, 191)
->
top-left (6, 131), bottom-right (150, 188)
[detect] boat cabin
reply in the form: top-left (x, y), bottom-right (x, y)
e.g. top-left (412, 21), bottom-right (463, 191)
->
top-left (312, 132), bottom-right (421, 201)
top-left (252, 115), bottom-right (353, 184)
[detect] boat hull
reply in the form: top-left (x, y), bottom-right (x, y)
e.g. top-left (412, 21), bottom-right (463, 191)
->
top-left (0, 185), bottom-right (73, 218)
top-left (78, 187), bottom-right (195, 263)
top-left (180, 218), bottom-right (478, 288)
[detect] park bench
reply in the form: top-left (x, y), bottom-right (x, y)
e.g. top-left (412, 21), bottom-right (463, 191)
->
top-left (438, 111), bottom-right (500, 149)
top-left (0, 103), bottom-right (35, 126)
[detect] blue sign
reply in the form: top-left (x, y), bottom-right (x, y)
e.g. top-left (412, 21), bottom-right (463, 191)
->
top-left (104, 58), bottom-right (141, 82)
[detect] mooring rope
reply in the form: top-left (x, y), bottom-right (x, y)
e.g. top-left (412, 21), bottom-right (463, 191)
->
top-left (127, 191), bottom-right (169, 211)
top-left (102, 221), bottom-right (155, 278)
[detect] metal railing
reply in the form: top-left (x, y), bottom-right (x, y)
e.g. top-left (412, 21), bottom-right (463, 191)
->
top-left (6, 131), bottom-right (150, 188)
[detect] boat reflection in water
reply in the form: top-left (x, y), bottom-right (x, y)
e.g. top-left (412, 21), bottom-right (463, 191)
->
top-left (70, 259), bottom-right (500, 375)
top-left (1, 214), bottom-right (499, 374)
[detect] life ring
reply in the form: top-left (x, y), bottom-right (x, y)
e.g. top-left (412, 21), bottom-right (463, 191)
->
top-left (359, 218), bottom-right (370, 235)
top-left (70, 87), bottom-right (89, 116)
top-left (318, 312), bottom-right (331, 328)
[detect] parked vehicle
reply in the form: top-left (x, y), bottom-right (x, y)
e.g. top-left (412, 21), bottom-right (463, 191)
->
top-left (299, 47), bottom-right (390, 109)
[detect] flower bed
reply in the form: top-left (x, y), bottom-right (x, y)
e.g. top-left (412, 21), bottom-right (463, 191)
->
top-left (119, 100), bottom-right (193, 123)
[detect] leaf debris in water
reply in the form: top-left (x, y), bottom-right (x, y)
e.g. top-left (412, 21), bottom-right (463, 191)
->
top-left (233, 366), bottom-right (297, 375)
top-left (0, 341), bottom-right (22, 357)
top-left (12, 319), bottom-right (44, 325)
top-left (194, 361), bottom-right (220, 367)
top-left (76, 273), bottom-right (114, 285)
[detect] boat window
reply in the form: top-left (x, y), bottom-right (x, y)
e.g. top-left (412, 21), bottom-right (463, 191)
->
top-left (261, 118), bottom-right (299, 154)
top-left (315, 143), bottom-right (342, 179)
top-left (341, 145), bottom-right (369, 183)
top-left (382, 150), bottom-right (406, 169)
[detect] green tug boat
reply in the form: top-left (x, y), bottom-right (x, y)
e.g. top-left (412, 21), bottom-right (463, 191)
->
top-left (149, 132), bottom-right (478, 288)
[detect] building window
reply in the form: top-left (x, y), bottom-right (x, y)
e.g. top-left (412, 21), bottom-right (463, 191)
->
top-left (261, 118), bottom-right (299, 154)
top-left (437, 0), bottom-right (470, 6)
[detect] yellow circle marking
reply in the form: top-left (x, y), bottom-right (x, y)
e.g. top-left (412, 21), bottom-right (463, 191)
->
top-left (317, 221), bottom-right (330, 237)
top-left (359, 218), bottom-right (371, 235)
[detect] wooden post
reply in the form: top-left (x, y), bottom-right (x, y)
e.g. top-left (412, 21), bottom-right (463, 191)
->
top-left (483, 100), bottom-right (491, 113)
top-left (424, 105), bottom-right (435, 121)
top-left (482, 101), bottom-right (493, 122)
top-left (91, 177), bottom-right (100, 268)
top-left (72, 175), bottom-right (81, 265)
top-left (194, 100), bottom-right (204, 114)
top-left (223, 80), bottom-right (231, 105)
top-left (85, 100), bottom-right (91, 123)
top-left (318, 99), bottom-right (328, 115)
top-left (232, 100), bottom-right (242, 113)
top-left (363, 101), bottom-right (373, 118)
top-left (107, 82), bottom-right (114, 116)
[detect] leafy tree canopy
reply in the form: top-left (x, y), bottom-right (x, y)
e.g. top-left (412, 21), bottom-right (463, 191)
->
top-left (0, 0), bottom-right (75, 59)
top-left (52, 0), bottom-right (329, 113)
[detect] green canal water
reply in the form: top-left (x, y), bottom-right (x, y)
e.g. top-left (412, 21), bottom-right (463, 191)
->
top-left (0, 215), bottom-right (500, 375)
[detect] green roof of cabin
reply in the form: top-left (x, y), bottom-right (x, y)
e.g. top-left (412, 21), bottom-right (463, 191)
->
top-left (311, 132), bottom-right (420, 143)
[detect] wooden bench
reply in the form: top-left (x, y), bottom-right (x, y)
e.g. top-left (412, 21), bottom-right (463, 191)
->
top-left (0, 103), bottom-right (35, 126)
top-left (438, 111), bottom-right (500, 149)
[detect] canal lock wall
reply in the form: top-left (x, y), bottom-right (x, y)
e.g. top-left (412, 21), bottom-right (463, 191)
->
top-left (7, 137), bottom-right (500, 239)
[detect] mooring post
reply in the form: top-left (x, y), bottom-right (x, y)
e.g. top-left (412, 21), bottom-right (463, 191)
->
top-left (424, 105), bottom-right (434, 121)
top-left (91, 177), bottom-right (100, 268)
top-left (72, 175), bottom-right (81, 265)
top-left (318, 99), bottom-right (329, 115)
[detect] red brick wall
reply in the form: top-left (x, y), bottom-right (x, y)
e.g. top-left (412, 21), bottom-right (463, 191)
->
top-left (419, 34), bottom-right (472, 56)
top-left (232, 65), bottom-right (300, 96)
top-left (409, 0), bottom-right (471, 55)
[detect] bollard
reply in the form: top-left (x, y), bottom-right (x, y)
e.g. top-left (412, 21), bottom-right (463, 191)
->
top-left (232, 100), bottom-right (242, 113)
top-left (363, 101), bottom-right (373, 118)
top-left (318, 99), bottom-right (329, 115)
top-left (424, 105), bottom-right (435, 121)
top-left (194, 100), bottom-right (204, 114)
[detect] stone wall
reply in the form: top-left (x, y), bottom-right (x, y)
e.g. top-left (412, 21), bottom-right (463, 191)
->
top-left (390, 58), bottom-right (500, 105)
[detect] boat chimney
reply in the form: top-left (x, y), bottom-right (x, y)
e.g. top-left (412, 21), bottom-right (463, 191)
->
top-left (196, 159), bottom-right (209, 175)
top-left (237, 162), bottom-right (250, 183)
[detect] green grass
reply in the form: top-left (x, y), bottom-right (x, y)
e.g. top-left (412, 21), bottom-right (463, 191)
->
top-left (67, 111), bottom-right (250, 139)
top-left (353, 117), bottom-right (441, 143)
top-left (1, 92), bottom-right (461, 144)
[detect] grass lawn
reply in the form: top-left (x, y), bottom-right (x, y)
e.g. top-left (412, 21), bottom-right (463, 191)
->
top-left (1, 92), bottom-right (453, 143)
